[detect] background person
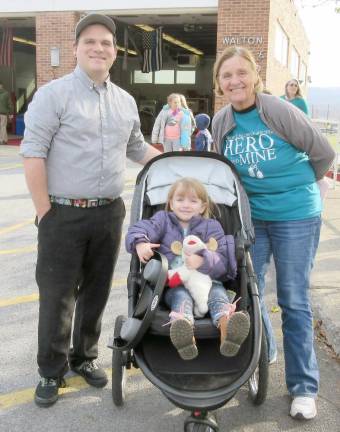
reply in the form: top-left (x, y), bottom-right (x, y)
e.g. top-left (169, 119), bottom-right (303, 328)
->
top-left (194, 113), bottom-right (213, 151)
top-left (211, 46), bottom-right (335, 421)
top-left (179, 94), bottom-right (196, 145)
top-left (281, 78), bottom-right (309, 115)
top-left (151, 93), bottom-right (193, 152)
top-left (0, 82), bottom-right (14, 145)
top-left (20, 13), bottom-right (160, 408)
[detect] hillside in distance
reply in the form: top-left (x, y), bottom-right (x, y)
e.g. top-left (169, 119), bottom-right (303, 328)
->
top-left (307, 87), bottom-right (340, 120)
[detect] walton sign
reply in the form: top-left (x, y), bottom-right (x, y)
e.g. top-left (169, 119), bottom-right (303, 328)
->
top-left (223, 36), bottom-right (263, 45)
top-left (222, 35), bottom-right (265, 60)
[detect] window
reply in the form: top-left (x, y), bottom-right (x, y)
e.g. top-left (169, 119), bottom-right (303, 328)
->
top-left (290, 47), bottom-right (299, 78)
top-left (154, 70), bottom-right (175, 84)
top-left (176, 70), bottom-right (196, 84)
top-left (275, 22), bottom-right (288, 66)
top-left (299, 61), bottom-right (307, 86)
top-left (133, 71), bottom-right (152, 84)
top-left (133, 69), bottom-right (196, 85)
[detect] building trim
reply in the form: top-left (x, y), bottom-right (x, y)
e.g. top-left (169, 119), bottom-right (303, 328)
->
top-left (1, 1), bottom-right (217, 14)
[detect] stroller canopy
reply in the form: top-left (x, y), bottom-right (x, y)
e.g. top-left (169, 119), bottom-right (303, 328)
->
top-left (130, 152), bottom-right (254, 243)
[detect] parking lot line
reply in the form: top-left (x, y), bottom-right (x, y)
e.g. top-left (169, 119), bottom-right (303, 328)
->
top-left (0, 219), bottom-right (34, 236)
top-left (0, 245), bottom-right (37, 255)
top-left (0, 293), bottom-right (39, 307)
top-left (0, 368), bottom-right (140, 410)
top-left (0, 278), bottom-right (126, 308)
top-left (0, 163), bottom-right (23, 171)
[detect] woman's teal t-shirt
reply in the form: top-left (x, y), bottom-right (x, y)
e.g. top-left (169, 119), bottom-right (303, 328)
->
top-left (280, 95), bottom-right (309, 115)
top-left (223, 108), bottom-right (321, 221)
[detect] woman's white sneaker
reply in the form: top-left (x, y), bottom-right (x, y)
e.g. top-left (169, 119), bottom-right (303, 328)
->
top-left (290, 396), bottom-right (317, 420)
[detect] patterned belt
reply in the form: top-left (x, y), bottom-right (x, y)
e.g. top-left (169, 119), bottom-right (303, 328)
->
top-left (49, 196), bottom-right (114, 208)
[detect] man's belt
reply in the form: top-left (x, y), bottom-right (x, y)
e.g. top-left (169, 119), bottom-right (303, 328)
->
top-left (49, 196), bottom-right (114, 208)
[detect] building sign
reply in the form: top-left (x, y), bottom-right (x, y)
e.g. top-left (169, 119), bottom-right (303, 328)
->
top-left (223, 36), bottom-right (263, 45)
top-left (222, 36), bottom-right (265, 61)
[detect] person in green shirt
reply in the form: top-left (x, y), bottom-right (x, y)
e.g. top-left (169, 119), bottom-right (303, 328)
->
top-left (281, 78), bottom-right (309, 115)
top-left (0, 82), bottom-right (13, 144)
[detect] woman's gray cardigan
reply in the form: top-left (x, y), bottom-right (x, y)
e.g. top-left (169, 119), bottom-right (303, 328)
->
top-left (212, 93), bottom-right (335, 180)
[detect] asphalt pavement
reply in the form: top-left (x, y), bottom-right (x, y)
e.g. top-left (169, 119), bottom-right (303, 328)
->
top-left (311, 183), bottom-right (340, 357)
top-left (0, 143), bottom-right (339, 432)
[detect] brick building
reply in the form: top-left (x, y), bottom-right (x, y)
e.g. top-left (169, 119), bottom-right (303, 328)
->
top-left (0, 0), bottom-right (309, 122)
top-left (215, 0), bottom-right (309, 110)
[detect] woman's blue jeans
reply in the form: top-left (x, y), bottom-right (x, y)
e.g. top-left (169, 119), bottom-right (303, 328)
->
top-left (251, 216), bottom-right (321, 397)
top-left (165, 281), bottom-right (231, 326)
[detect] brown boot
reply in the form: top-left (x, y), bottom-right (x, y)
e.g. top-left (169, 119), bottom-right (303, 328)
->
top-left (219, 312), bottom-right (250, 357)
top-left (170, 318), bottom-right (198, 360)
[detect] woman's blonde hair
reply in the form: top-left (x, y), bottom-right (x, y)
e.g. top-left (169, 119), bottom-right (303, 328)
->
top-left (285, 78), bottom-right (303, 98)
top-left (213, 46), bottom-right (263, 97)
top-left (165, 177), bottom-right (212, 218)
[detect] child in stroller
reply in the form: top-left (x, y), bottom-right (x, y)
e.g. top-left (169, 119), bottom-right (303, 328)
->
top-left (126, 177), bottom-right (250, 361)
top-left (111, 152), bottom-right (268, 431)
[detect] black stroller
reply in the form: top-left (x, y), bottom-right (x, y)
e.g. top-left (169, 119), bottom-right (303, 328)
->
top-left (108, 152), bottom-right (268, 431)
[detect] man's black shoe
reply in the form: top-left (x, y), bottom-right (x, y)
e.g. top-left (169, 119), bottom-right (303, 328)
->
top-left (71, 360), bottom-right (108, 388)
top-left (34, 377), bottom-right (66, 407)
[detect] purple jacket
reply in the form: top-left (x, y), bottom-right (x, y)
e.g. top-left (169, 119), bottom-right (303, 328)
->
top-left (125, 210), bottom-right (237, 280)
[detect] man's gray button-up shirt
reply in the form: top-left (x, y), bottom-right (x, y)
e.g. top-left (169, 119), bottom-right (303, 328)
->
top-left (20, 66), bottom-right (148, 199)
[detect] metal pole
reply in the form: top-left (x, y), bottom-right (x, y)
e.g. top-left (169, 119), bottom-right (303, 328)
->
top-left (10, 31), bottom-right (16, 134)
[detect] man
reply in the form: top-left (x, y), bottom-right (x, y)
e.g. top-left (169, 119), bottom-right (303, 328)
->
top-left (0, 82), bottom-right (13, 145)
top-left (20, 13), bottom-right (160, 407)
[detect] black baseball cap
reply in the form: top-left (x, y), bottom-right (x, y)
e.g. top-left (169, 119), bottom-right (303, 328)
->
top-left (75, 13), bottom-right (116, 40)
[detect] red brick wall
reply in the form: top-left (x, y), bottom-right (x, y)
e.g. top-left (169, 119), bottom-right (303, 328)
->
top-left (266, 0), bottom-right (309, 96)
top-left (214, 0), bottom-right (308, 112)
top-left (36, 12), bottom-right (80, 87)
top-left (214, 0), bottom-right (270, 112)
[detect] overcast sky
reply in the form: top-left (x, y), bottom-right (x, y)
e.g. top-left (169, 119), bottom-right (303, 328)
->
top-left (298, 1), bottom-right (340, 87)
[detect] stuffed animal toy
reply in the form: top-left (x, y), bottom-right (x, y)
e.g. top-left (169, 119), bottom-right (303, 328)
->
top-left (167, 235), bottom-right (218, 317)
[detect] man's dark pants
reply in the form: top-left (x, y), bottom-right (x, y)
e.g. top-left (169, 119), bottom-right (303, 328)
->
top-left (36, 198), bottom-right (125, 378)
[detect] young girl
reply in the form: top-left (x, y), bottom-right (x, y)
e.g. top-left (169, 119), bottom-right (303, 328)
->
top-left (151, 93), bottom-right (193, 152)
top-left (126, 178), bottom-right (250, 360)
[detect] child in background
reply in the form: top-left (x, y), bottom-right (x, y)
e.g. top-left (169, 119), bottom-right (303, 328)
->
top-left (126, 177), bottom-right (250, 360)
top-left (194, 113), bottom-right (213, 151)
top-left (179, 94), bottom-right (196, 150)
top-left (152, 93), bottom-right (193, 152)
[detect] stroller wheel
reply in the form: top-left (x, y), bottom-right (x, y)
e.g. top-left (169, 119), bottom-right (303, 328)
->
top-left (189, 425), bottom-right (217, 432)
top-left (248, 324), bottom-right (269, 405)
top-left (184, 412), bottom-right (219, 432)
top-left (112, 315), bottom-right (128, 407)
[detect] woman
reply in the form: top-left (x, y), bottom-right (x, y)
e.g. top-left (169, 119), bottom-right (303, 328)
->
top-left (211, 46), bottom-right (335, 420)
top-left (281, 78), bottom-right (309, 115)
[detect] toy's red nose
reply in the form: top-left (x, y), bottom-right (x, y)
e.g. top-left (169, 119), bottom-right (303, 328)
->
top-left (188, 240), bottom-right (196, 245)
